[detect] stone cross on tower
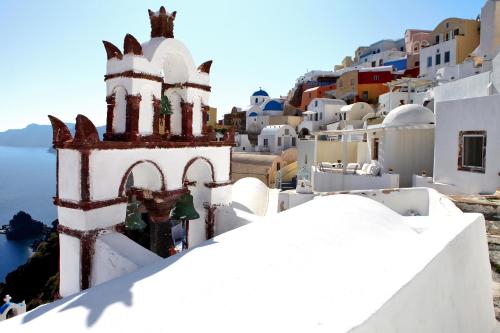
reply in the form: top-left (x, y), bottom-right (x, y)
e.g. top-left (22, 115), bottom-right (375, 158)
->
top-left (3, 295), bottom-right (11, 304)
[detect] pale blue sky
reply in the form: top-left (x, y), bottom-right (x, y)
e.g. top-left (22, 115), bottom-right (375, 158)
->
top-left (0, 0), bottom-right (484, 130)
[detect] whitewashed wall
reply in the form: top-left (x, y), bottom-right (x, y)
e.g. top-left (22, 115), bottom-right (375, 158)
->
top-left (434, 94), bottom-right (500, 194)
top-left (87, 147), bottom-right (231, 201)
top-left (374, 128), bottom-right (435, 187)
top-left (312, 166), bottom-right (399, 192)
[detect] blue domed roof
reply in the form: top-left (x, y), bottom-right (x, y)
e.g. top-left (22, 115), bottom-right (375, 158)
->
top-left (252, 89), bottom-right (269, 97)
top-left (248, 112), bottom-right (258, 117)
top-left (263, 100), bottom-right (283, 111)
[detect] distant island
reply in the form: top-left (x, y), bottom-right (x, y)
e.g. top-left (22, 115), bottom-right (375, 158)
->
top-left (3, 211), bottom-right (46, 241)
top-left (0, 123), bottom-right (105, 148)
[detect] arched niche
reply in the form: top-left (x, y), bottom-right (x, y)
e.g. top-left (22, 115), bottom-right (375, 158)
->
top-left (112, 86), bottom-right (128, 133)
top-left (182, 157), bottom-right (215, 248)
top-left (119, 160), bottom-right (166, 196)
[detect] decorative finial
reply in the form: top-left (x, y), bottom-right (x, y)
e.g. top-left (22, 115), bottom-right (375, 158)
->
top-left (3, 295), bottom-right (12, 304)
top-left (149, 6), bottom-right (177, 38)
top-left (197, 60), bottom-right (213, 74)
top-left (123, 34), bottom-right (143, 56)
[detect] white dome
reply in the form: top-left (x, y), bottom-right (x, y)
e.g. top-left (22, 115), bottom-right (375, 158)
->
top-left (383, 104), bottom-right (435, 126)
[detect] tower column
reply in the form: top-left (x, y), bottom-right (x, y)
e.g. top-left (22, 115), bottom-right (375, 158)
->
top-left (152, 97), bottom-right (161, 138)
top-left (126, 94), bottom-right (141, 140)
top-left (105, 94), bottom-right (115, 138)
top-left (181, 100), bottom-right (194, 139)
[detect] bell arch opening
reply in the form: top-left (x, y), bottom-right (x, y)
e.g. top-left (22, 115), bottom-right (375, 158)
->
top-left (182, 157), bottom-right (215, 248)
top-left (119, 160), bottom-right (165, 197)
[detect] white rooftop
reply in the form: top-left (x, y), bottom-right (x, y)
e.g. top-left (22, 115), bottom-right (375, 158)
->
top-left (382, 104), bottom-right (435, 126)
top-left (2, 192), bottom-right (495, 332)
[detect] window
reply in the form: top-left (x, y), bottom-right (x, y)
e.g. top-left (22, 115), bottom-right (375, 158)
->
top-left (379, 59), bottom-right (383, 66)
top-left (320, 113), bottom-right (323, 120)
top-left (427, 56), bottom-right (433, 68)
top-left (371, 61), bottom-right (376, 67)
top-left (458, 131), bottom-right (486, 173)
top-left (362, 91), bottom-right (369, 101)
top-left (255, 98), bottom-right (258, 103)
top-left (315, 100), bottom-right (318, 107)
top-left (415, 61), bottom-right (420, 67)
top-left (277, 137), bottom-right (282, 146)
top-left (454, 28), bottom-right (459, 37)
top-left (435, 35), bottom-right (440, 44)
top-left (444, 51), bottom-right (450, 63)
top-left (292, 137), bottom-right (296, 146)
top-left (436, 54), bottom-right (441, 66)
top-left (372, 138), bottom-right (379, 160)
top-left (263, 138), bottom-right (268, 146)
top-left (285, 129), bottom-right (289, 135)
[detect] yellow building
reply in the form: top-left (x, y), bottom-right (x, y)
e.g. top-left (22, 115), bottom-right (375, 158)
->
top-left (335, 70), bottom-right (358, 103)
top-left (207, 107), bottom-right (218, 128)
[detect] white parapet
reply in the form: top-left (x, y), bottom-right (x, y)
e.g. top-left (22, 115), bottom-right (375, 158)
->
top-left (312, 166), bottom-right (400, 192)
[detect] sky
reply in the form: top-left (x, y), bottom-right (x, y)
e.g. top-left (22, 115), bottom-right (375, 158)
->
top-left (0, 0), bottom-right (485, 131)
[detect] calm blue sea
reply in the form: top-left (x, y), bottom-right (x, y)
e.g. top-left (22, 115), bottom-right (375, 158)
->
top-left (0, 146), bottom-right (56, 282)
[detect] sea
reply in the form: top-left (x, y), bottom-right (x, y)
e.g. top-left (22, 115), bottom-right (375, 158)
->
top-left (0, 146), bottom-right (56, 282)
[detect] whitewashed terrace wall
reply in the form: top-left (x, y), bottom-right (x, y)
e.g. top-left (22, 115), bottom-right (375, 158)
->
top-left (312, 166), bottom-right (399, 192)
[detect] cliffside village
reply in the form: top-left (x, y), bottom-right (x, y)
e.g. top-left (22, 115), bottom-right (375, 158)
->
top-left (223, 0), bottom-right (500, 206)
top-left (1, 1), bottom-right (500, 331)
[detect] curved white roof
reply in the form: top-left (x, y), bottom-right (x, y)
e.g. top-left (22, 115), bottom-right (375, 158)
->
top-left (3, 190), bottom-right (494, 332)
top-left (340, 102), bottom-right (373, 113)
top-left (383, 104), bottom-right (435, 126)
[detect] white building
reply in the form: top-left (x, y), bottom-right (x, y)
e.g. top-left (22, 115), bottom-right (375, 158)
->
top-left (256, 125), bottom-right (298, 154)
top-left (250, 88), bottom-right (270, 105)
top-left (378, 78), bottom-right (435, 115)
top-left (3, 187), bottom-right (496, 332)
top-left (357, 39), bottom-right (406, 68)
top-left (415, 94), bottom-right (500, 195)
top-left (243, 90), bottom-right (286, 134)
top-left (312, 104), bottom-right (435, 192)
top-left (298, 98), bottom-right (346, 135)
top-left (329, 102), bottom-right (374, 130)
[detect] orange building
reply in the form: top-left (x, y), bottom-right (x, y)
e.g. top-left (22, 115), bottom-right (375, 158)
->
top-left (300, 83), bottom-right (336, 110)
top-left (336, 67), bottom-right (396, 104)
